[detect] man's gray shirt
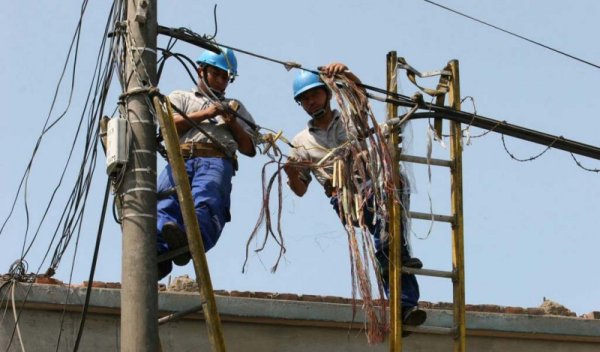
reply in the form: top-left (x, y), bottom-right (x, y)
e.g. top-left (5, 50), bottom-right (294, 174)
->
top-left (169, 90), bottom-right (256, 156)
top-left (289, 110), bottom-right (354, 188)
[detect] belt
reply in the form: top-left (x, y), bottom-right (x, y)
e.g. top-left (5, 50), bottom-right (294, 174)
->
top-left (180, 142), bottom-right (229, 159)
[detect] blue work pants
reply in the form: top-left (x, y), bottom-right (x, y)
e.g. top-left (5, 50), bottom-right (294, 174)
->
top-left (156, 157), bottom-right (234, 255)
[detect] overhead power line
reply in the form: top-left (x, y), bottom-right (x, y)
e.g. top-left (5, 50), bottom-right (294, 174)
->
top-left (423, 0), bottom-right (600, 70)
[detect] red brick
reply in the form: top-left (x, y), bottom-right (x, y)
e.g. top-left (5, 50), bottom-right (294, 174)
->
top-left (229, 290), bottom-right (250, 298)
top-left (106, 282), bottom-right (121, 289)
top-left (268, 293), bottom-right (300, 301)
top-left (525, 308), bottom-right (545, 315)
top-left (321, 295), bottom-right (348, 304)
top-left (251, 291), bottom-right (271, 299)
top-left (582, 311), bottom-right (600, 319)
top-left (504, 306), bottom-right (526, 314)
top-left (82, 281), bottom-right (107, 288)
top-left (35, 277), bottom-right (62, 285)
top-left (300, 294), bottom-right (323, 302)
top-left (418, 301), bottom-right (434, 309)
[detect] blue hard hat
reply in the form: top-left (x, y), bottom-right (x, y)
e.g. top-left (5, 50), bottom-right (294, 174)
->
top-left (293, 70), bottom-right (325, 100)
top-left (196, 47), bottom-right (238, 77)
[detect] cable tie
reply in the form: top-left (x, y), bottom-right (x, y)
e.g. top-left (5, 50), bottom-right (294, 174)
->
top-left (132, 149), bottom-right (154, 155)
top-left (120, 87), bottom-right (154, 100)
top-left (122, 187), bottom-right (155, 194)
top-left (121, 213), bottom-right (155, 219)
top-left (283, 61), bottom-right (301, 71)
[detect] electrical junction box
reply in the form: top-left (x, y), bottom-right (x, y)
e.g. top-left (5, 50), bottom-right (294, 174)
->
top-left (106, 118), bottom-right (128, 176)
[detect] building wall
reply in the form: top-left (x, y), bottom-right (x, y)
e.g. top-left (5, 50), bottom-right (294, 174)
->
top-left (1, 282), bottom-right (599, 351)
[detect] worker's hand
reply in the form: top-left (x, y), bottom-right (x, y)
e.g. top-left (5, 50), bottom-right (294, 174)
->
top-left (203, 103), bottom-right (222, 119)
top-left (283, 160), bottom-right (300, 177)
top-left (284, 158), bottom-right (309, 197)
top-left (320, 62), bottom-right (349, 76)
top-left (221, 110), bottom-right (236, 125)
top-left (284, 158), bottom-right (309, 177)
top-left (222, 100), bottom-right (239, 126)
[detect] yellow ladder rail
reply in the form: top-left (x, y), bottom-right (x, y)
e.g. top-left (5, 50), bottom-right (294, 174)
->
top-left (153, 96), bottom-right (227, 352)
top-left (387, 54), bottom-right (467, 352)
top-left (386, 51), bottom-right (403, 352)
top-left (448, 60), bottom-right (467, 352)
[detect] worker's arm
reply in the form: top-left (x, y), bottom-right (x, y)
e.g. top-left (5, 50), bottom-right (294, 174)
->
top-left (284, 160), bottom-right (309, 197)
top-left (172, 103), bottom-right (220, 135)
top-left (222, 112), bottom-right (256, 157)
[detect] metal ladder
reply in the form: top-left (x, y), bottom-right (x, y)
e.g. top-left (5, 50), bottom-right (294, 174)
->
top-left (153, 96), bottom-right (227, 352)
top-left (386, 52), bottom-right (467, 352)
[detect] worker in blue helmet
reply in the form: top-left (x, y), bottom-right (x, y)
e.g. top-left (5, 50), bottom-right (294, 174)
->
top-left (156, 47), bottom-right (257, 280)
top-left (284, 63), bottom-right (426, 333)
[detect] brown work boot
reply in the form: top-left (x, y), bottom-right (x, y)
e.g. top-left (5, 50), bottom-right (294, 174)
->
top-left (162, 222), bottom-right (191, 266)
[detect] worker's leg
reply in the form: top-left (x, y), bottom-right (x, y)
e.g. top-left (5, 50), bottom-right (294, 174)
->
top-left (157, 157), bottom-right (233, 251)
top-left (367, 200), bottom-right (421, 310)
top-left (157, 163), bottom-right (185, 255)
top-left (156, 163), bottom-right (186, 279)
top-left (188, 157), bottom-right (234, 252)
top-left (155, 157), bottom-right (233, 277)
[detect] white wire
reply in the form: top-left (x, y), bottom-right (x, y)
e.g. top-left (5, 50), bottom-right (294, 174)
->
top-left (11, 282), bottom-right (26, 352)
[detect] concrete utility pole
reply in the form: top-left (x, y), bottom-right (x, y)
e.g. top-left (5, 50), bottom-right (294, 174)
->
top-left (121, 0), bottom-right (158, 351)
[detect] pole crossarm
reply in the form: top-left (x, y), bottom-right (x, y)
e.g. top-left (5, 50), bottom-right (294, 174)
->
top-left (157, 25), bottom-right (221, 53)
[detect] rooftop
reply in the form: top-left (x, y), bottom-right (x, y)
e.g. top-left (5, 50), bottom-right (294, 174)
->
top-left (2, 276), bottom-right (600, 351)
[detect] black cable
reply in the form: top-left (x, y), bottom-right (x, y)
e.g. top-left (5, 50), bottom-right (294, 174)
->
top-left (569, 153), bottom-right (600, 173)
top-left (158, 26), bottom-right (416, 116)
top-left (0, 0), bottom-right (89, 243)
top-left (112, 196), bottom-right (122, 224)
top-left (206, 4), bottom-right (218, 40)
top-left (501, 134), bottom-right (557, 162)
top-left (423, 0), bottom-right (600, 70)
top-left (22, 0), bottom-right (117, 265)
top-left (3, 2), bottom-right (125, 350)
top-left (157, 48), bottom-right (198, 85)
top-left (72, 178), bottom-right (111, 352)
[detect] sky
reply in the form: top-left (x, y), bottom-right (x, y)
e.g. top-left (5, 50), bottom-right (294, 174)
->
top-left (1, 0), bottom-right (599, 317)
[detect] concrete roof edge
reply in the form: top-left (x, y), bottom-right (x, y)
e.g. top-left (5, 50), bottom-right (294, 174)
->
top-left (6, 282), bottom-right (600, 338)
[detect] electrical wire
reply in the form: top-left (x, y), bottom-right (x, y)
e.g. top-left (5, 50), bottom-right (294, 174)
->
top-left (159, 25), bottom-right (600, 169)
top-left (11, 283), bottom-right (25, 352)
top-left (2, 2), bottom-right (126, 350)
top-left (0, 0), bottom-right (90, 241)
top-left (423, 0), bottom-right (600, 70)
top-left (72, 178), bottom-right (111, 352)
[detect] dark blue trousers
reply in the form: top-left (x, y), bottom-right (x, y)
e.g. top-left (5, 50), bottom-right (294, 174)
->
top-left (156, 157), bottom-right (234, 256)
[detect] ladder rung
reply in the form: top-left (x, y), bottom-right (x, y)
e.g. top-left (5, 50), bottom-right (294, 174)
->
top-left (157, 245), bottom-right (190, 263)
top-left (158, 303), bottom-right (204, 325)
top-left (402, 267), bottom-right (455, 279)
top-left (409, 211), bottom-right (454, 224)
top-left (405, 325), bottom-right (456, 335)
top-left (399, 154), bottom-right (452, 167)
